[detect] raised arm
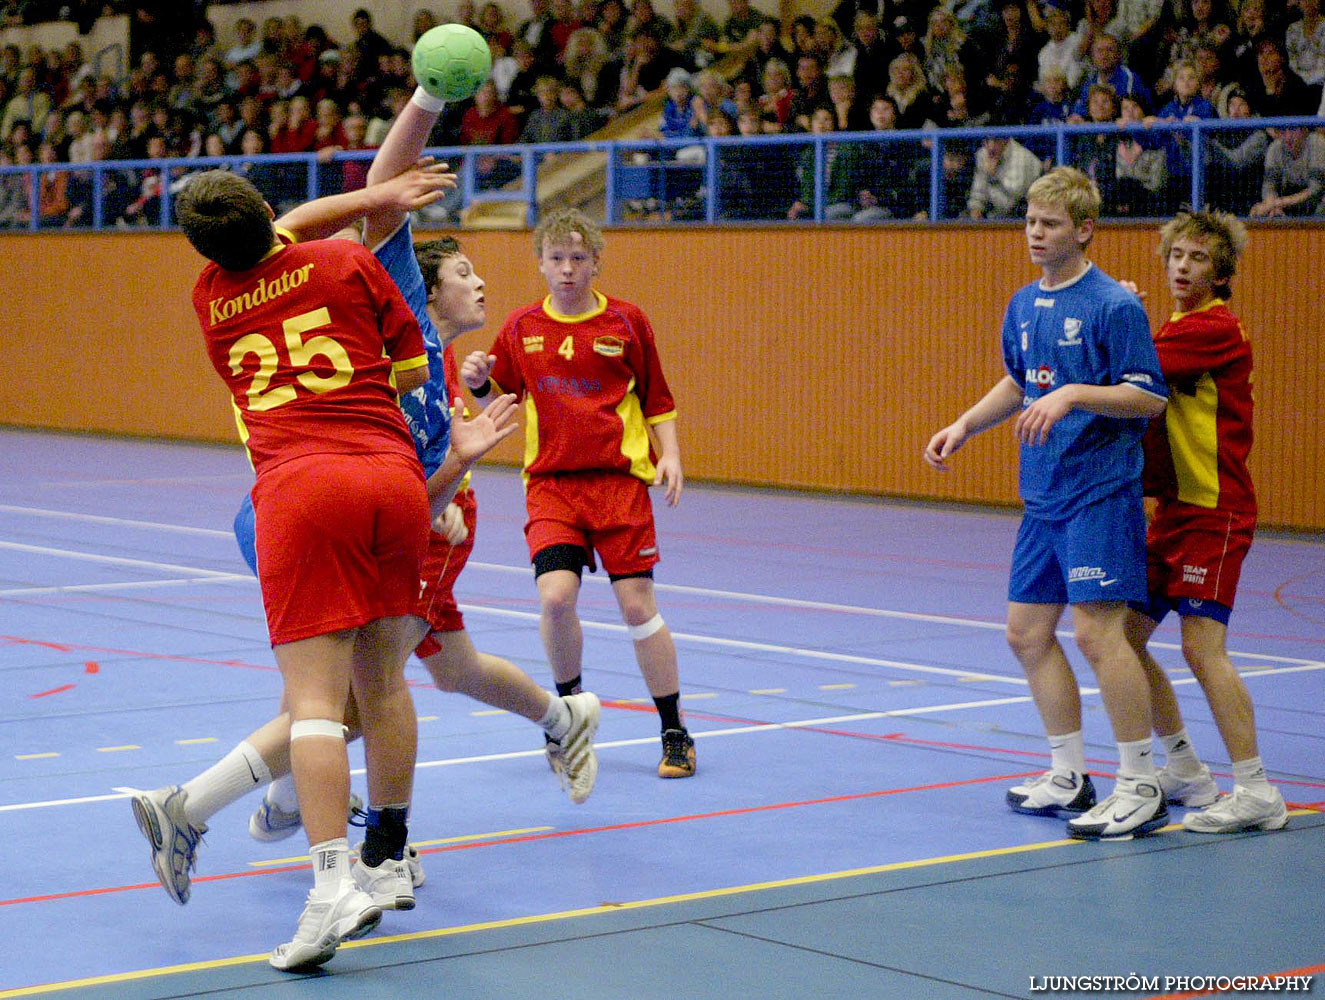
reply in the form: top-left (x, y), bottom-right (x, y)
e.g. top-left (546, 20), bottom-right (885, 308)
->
top-left (362, 91), bottom-right (447, 249)
top-left (274, 161), bottom-right (455, 243)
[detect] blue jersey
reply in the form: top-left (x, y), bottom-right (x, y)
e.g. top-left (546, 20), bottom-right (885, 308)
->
top-left (1001, 264), bottom-right (1167, 520)
top-left (376, 218), bottom-right (451, 478)
top-left (234, 220), bottom-right (449, 574)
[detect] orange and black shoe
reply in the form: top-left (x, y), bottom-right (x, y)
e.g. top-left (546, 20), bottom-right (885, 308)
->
top-left (658, 728), bottom-right (696, 778)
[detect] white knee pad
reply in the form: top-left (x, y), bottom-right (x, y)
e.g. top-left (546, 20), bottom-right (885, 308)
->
top-left (627, 613), bottom-right (665, 641)
top-left (289, 718), bottom-right (348, 742)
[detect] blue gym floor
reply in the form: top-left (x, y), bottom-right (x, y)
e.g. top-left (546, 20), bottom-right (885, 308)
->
top-left (0, 427), bottom-right (1321, 999)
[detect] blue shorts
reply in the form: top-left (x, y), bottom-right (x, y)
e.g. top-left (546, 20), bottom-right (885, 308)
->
top-left (1009, 492), bottom-right (1147, 605)
top-left (1127, 594), bottom-right (1232, 626)
top-left (235, 494), bottom-right (258, 576)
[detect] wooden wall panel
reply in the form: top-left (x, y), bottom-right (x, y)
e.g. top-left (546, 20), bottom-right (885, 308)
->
top-left (1, 225), bottom-right (1319, 530)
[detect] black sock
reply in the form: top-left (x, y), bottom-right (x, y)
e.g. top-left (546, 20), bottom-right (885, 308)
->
top-left (555, 676), bottom-right (582, 698)
top-left (360, 806), bottom-right (409, 866)
top-left (654, 692), bottom-right (682, 732)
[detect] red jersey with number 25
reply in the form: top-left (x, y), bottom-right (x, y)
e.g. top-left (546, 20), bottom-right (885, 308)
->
top-left (488, 291), bottom-right (677, 481)
top-left (1141, 300), bottom-right (1255, 514)
top-left (192, 235), bottom-right (428, 475)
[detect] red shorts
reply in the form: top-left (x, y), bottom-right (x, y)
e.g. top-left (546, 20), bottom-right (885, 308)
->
top-left (524, 471), bottom-right (658, 576)
top-left (252, 452), bottom-right (429, 646)
top-left (1146, 501), bottom-right (1256, 610)
top-left (414, 488), bottom-right (478, 655)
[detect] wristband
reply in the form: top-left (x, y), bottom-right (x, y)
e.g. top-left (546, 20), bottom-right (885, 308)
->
top-left (471, 379), bottom-right (492, 398)
top-left (410, 86), bottom-right (447, 114)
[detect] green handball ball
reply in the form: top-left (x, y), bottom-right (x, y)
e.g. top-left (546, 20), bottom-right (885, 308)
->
top-left (412, 24), bottom-right (492, 102)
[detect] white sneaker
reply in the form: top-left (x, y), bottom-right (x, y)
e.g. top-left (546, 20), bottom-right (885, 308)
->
top-left (130, 785), bottom-right (207, 905)
top-left (1006, 771), bottom-right (1096, 817)
top-left (351, 855), bottom-right (415, 911)
top-left (1157, 764), bottom-right (1220, 807)
top-left (269, 879), bottom-right (382, 971)
top-left (1183, 785), bottom-right (1288, 834)
top-left (548, 692), bottom-right (600, 804)
top-left (249, 792), bottom-right (364, 842)
top-left (1067, 776), bottom-right (1169, 841)
top-left (405, 844), bottom-right (426, 888)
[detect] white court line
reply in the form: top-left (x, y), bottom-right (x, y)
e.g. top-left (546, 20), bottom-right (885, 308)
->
top-left (8, 663), bottom-right (1316, 816)
top-left (0, 505), bottom-right (232, 538)
top-left (0, 540), bottom-right (238, 578)
top-left (0, 576), bottom-right (254, 598)
top-left (0, 542), bottom-right (1316, 672)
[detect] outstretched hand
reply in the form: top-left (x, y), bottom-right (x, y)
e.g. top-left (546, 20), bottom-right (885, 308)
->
top-left (449, 392), bottom-right (519, 464)
top-left (377, 158), bottom-right (457, 213)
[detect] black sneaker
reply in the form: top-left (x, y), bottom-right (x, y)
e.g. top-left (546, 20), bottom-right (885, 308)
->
top-left (658, 729), bottom-right (696, 778)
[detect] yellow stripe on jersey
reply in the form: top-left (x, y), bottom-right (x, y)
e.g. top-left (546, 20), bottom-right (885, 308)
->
top-left (617, 376), bottom-right (657, 482)
top-left (1166, 371), bottom-right (1220, 508)
top-left (523, 394), bottom-right (540, 484)
top-left (392, 354), bottom-right (429, 376)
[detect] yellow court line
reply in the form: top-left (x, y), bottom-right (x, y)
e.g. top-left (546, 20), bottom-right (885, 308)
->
top-left (680, 692), bottom-right (718, 699)
top-left (470, 709), bottom-right (510, 717)
top-left (95, 745), bottom-right (140, 753)
top-left (819, 684), bottom-right (856, 691)
top-left (749, 688), bottom-right (785, 694)
top-left (247, 827), bottom-right (556, 867)
top-left (14, 753), bottom-right (59, 760)
top-left (1, 836), bottom-right (1087, 998)
top-left (175, 738), bottom-right (217, 746)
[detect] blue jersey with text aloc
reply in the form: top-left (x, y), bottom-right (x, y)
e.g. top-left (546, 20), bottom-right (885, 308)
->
top-left (232, 220), bottom-right (449, 574)
top-left (1000, 264), bottom-right (1167, 520)
top-left (375, 217), bottom-right (451, 478)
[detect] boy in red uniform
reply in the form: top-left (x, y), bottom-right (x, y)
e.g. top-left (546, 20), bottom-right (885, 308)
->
top-left (1126, 208), bottom-right (1288, 833)
top-left (462, 208), bottom-right (696, 778)
top-left (137, 170), bottom-right (432, 971)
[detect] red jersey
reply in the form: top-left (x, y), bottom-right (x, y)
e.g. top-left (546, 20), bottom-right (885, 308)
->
top-left (1142, 300), bottom-right (1255, 514)
top-left (488, 291), bottom-right (677, 481)
top-left (193, 234), bottom-right (428, 475)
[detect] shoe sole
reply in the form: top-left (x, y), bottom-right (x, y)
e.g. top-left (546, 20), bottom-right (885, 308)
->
top-left (1184, 813), bottom-right (1289, 834)
top-left (1006, 798), bottom-right (1093, 818)
top-left (131, 794), bottom-right (189, 905)
top-left (270, 905), bottom-right (383, 972)
top-left (1167, 789), bottom-right (1221, 808)
top-left (1068, 808), bottom-right (1170, 842)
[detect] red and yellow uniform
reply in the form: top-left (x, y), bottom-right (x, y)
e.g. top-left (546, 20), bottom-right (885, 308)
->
top-left (1141, 300), bottom-right (1256, 609)
top-left (488, 291), bottom-right (677, 574)
top-left (415, 345), bottom-right (478, 652)
top-left (193, 233), bottom-right (431, 644)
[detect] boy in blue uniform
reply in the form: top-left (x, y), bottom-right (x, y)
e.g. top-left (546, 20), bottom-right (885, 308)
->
top-left (925, 166), bottom-right (1171, 841)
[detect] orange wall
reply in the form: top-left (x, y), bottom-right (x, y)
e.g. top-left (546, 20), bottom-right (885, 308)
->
top-left (1, 226), bottom-right (1320, 531)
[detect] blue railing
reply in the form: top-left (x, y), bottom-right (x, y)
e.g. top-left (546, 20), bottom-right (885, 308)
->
top-left (1, 115), bottom-right (1319, 232)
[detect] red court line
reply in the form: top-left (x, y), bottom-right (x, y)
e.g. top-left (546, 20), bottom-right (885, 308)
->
top-left (29, 684), bottom-right (75, 698)
top-left (0, 771), bottom-right (1036, 908)
top-left (0, 634), bottom-right (278, 673)
top-left (1144, 963), bottom-right (1324, 999)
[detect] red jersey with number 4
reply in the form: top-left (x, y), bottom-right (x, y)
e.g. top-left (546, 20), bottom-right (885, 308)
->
top-left (192, 235), bottom-right (428, 474)
top-left (487, 292), bottom-right (677, 481)
top-left (1141, 300), bottom-right (1256, 514)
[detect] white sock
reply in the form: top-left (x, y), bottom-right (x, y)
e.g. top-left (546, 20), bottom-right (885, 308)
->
top-left (1159, 728), bottom-right (1203, 774)
top-left (1232, 756), bottom-right (1273, 794)
top-left (181, 740), bottom-right (271, 825)
top-left (266, 772), bottom-right (299, 812)
top-left (1117, 737), bottom-right (1157, 778)
top-left (310, 838), bottom-right (350, 897)
top-left (538, 695), bottom-right (572, 742)
top-left (1048, 731), bottom-right (1086, 776)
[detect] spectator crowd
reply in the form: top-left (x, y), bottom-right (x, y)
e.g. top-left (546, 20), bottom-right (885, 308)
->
top-left (1, 0), bottom-right (1322, 228)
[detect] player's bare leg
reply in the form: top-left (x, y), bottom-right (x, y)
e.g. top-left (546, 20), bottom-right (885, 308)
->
top-left (612, 575), bottom-right (693, 777)
top-left (537, 569), bottom-right (585, 688)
